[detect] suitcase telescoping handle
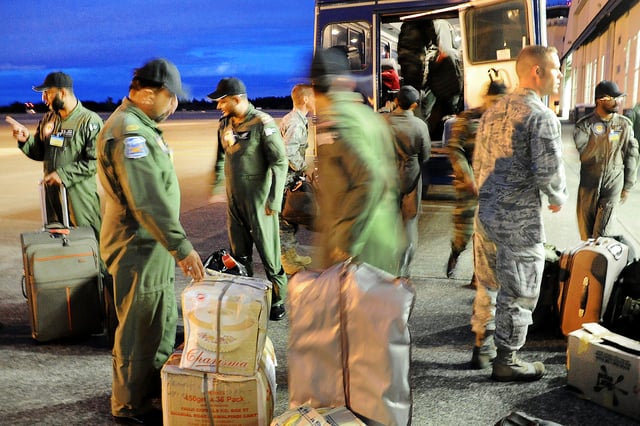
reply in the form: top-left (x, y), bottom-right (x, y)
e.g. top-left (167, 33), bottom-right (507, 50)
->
top-left (39, 180), bottom-right (70, 229)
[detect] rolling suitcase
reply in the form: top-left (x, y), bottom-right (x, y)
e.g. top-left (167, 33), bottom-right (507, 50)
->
top-left (20, 183), bottom-right (103, 342)
top-left (557, 237), bottom-right (628, 336)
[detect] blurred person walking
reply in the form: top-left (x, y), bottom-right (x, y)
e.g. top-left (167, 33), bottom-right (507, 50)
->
top-left (279, 83), bottom-right (314, 274)
top-left (387, 85), bottom-right (431, 277)
top-left (311, 47), bottom-right (406, 275)
top-left (446, 74), bottom-right (507, 282)
top-left (97, 58), bottom-right (204, 425)
top-left (573, 80), bottom-right (638, 240)
top-left (208, 77), bottom-right (289, 321)
top-left (471, 46), bottom-right (568, 380)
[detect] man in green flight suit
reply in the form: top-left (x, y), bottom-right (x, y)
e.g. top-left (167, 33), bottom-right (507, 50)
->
top-left (311, 47), bottom-right (407, 275)
top-left (209, 77), bottom-right (289, 321)
top-left (97, 58), bottom-right (205, 425)
top-left (9, 71), bottom-right (103, 240)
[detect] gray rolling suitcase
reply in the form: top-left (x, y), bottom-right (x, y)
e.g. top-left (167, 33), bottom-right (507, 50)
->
top-left (20, 183), bottom-right (103, 342)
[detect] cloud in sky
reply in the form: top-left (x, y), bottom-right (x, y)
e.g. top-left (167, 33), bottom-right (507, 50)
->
top-left (0, 0), bottom-right (315, 105)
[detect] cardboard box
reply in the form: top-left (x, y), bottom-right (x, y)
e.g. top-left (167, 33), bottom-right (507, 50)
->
top-left (271, 405), bottom-right (366, 425)
top-left (567, 322), bottom-right (640, 421)
top-left (162, 339), bottom-right (277, 426)
top-left (181, 273), bottom-right (271, 376)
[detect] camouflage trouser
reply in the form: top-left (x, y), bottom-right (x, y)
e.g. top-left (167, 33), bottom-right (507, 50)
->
top-left (279, 217), bottom-right (298, 251)
top-left (450, 193), bottom-right (477, 254)
top-left (471, 220), bottom-right (544, 351)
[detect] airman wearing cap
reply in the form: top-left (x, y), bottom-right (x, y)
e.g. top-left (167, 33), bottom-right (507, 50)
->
top-left (7, 71), bottom-right (104, 241)
top-left (208, 76), bottom-right (289, 321)
top-left (574, 80), bottom-right (639, 240)
top-left (97, 58), bottom-right (203, 424)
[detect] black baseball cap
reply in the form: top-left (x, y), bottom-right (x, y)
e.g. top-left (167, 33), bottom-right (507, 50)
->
top-left (32, 72), bottom-right (73, 92)
top-left (207, 77), bottom-right (247, 101)
top-left (310, 47), bottom-right (351, 81)
top-left (133, 58), bottom-right (186, 98)
top-left (595, 80), bottom-right (624, 99)
top-left (396, 85), bottom-right (420, 109)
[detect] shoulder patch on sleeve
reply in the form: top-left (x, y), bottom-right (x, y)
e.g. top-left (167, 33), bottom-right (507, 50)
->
top-left (124, 136), bottom-right (149, 159)
top-left (89, 123), bottom-right (100, 132)
top-left (264, 127), bottom-right (277, 137)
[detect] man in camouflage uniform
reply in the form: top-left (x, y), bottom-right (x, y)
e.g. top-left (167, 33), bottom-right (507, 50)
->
top-left (9, 71), bottom-right (103, 240)
top-left (279, 83), bottom-right (314, 274)
top-left (209, 77), bottom-right (289, 321)
top-left (471, 46), bottom-right (567, 381)
top-left (446, 78), bottom-right (507, 282)
top-left (574, 80), bottom-right (638, 240)
top-left (311, 47), bottom-right (406, 276)
top-left (97, 59), bottom-right (205, 424)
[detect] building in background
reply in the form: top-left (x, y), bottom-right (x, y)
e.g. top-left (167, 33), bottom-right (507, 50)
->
top-left (561, 0), bottom-right (640, 121)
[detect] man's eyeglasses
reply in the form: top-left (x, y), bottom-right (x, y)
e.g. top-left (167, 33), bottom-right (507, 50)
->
top-left (598, 95), bottom-right (625, 102)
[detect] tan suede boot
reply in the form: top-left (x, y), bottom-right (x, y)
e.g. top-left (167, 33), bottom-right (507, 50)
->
top-left (281, 248), bottom-right (305, 275)
top-left (491, 348), bottom-right (545, 382)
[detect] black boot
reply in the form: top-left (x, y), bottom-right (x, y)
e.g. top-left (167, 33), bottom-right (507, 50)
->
top-left (446, 249), bottom-right (460, 278)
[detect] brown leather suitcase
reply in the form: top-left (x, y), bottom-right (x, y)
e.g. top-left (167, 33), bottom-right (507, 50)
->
top-left (557, 237), bottom-right (628, 336)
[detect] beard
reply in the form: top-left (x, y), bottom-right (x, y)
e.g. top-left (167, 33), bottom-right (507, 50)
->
top-left (50, 95), bottom-right (64, 112)
top-left (603, 102), bottom-right (619, 114)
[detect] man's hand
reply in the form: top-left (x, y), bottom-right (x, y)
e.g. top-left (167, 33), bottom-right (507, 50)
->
top-left (265, 205), bottom-right (275, 216)
top-left (178, 249), bottom-right (205, 282)
top-left (621, 189), bottom-right (629, 203)
top-left (43, 171), bottom-right (62, 186)
top-left (6, 116), bottom-right (29, 142)
top-left (330, 246), bottom-right (351, 263)
top-left (548, 204), bottom-right (562, 213)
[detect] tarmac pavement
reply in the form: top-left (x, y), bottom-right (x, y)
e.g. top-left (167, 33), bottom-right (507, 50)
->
top-left (1, 115), bottom-right (639, 425)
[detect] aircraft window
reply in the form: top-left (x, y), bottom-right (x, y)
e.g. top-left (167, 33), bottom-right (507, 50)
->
top-left (322, 21), bottom-right (371, 71)
top-left (465, 0), bottom-right (529, 63)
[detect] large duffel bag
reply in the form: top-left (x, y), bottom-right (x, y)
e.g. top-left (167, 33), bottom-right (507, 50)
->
top-left (287, 260), bottom-right (415, 426)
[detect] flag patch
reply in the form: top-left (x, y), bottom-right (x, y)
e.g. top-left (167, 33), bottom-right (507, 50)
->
top-left (124, 136), bottom-right (149, 159)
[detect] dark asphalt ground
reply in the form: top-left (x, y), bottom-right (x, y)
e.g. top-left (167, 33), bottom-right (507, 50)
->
top-left (1, 118), bottom-right (639, 425)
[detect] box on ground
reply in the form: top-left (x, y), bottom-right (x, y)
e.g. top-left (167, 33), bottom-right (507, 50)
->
top-left (567, 322), bottom-right (640, 421)
top-left (162, 338), bottom-right (277, 426)
top-left (181, 272), bottom-right (271, 376)
top-left (271, 405), bottom-right (365, 425)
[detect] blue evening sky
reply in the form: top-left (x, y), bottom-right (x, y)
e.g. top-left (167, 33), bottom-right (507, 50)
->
top-left (0, 1), bottom-right (315, 106)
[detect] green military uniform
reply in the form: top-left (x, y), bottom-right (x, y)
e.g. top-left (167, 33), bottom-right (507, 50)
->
top-left (214, 104), bottom-right (288, 306)
top-left (315, 91), bottom-right (406, 275)
top-left (574, 112), bottom-right (639, 239)
top-left (18, 101), bottom-right (103, 239)
top-left (97, 98), bottom-right (194, 417)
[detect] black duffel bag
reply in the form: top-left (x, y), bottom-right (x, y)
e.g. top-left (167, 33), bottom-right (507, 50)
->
top-left (281, 176), bottom-right (317, 230)
top-left (203, 249), bottom-right (248, 276)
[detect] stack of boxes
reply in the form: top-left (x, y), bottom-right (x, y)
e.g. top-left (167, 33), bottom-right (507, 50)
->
top-left (161, 272), bottom-right (276, 425)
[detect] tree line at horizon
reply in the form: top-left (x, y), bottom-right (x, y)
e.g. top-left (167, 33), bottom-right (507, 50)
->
top-left (0, 95), bottom-right (293, 114)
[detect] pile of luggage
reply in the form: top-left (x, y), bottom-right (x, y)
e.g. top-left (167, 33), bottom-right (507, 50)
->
top-left (161, 269), bottom-right (275, 425)
top-left (534, 236), bottom-right (640, 421)
top-left (534, 236), bottom-right (639, 338)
